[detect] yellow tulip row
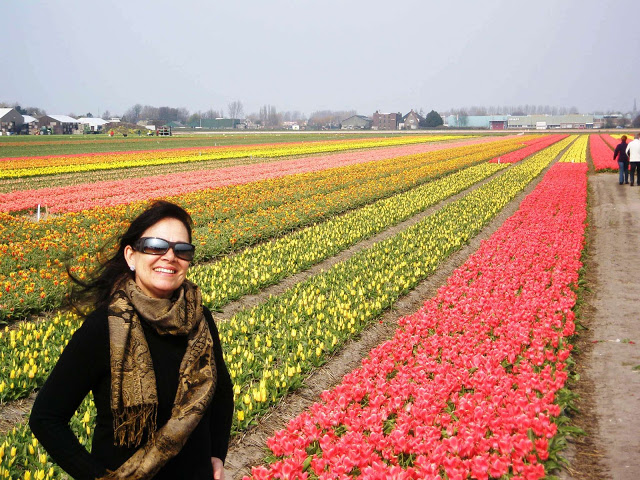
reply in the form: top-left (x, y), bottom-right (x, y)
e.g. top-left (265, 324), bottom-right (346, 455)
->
top-left (558, 135), bottom-right (586, 162)
top-left (190, 160), bottom-right (508, 309)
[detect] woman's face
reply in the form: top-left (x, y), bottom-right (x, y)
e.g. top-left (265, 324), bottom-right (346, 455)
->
top-left (124, 217), bottom-right (191, 299)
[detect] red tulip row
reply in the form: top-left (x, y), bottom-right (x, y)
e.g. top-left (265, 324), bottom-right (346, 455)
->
top-left (488, 135), bottom-right (567, 164)
top-left (600, 134), bottom-right (618, 149)
top-left (248, 162), bottom-right (587, 480)
top-left (589, 134), bottom-right (617, 171)
top-left (0, 137), bottom-right (503, 214)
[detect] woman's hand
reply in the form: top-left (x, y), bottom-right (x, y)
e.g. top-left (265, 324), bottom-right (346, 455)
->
top-left (211, 457), bottom-right (225, 480)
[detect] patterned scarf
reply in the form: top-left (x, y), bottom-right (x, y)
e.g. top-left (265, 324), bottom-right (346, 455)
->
top-left (102, 278), bottom-right (216, 480)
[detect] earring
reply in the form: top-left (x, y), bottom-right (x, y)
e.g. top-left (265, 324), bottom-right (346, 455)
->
top-left (129, 265), bottom-right (135, 272)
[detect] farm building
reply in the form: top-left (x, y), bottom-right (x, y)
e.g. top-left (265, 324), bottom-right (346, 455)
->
top-left (0, 108), bottom-right (24, 135)
top-left (507, 114), bottom-right (594, 129)
top-left (372, 111), bottom-right (402, 130)
top-left (445, 115), bottom-right (508, 129)
top-left (189, 118), bottom-right (242, 129)
top-left (38, 115), bottom-right (80, 134)
top-left (341, 115), bottom-right (372, 129)
top-left (77, 117), bottom-right (110, 133)
top-left (402, 110), bottom-right (426, 130)
top-left (22, 115), bottom-right (39, 134)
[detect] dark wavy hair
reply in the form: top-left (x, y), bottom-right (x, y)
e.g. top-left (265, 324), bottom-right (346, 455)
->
top-left (68, 200), bottom-right (194, 315)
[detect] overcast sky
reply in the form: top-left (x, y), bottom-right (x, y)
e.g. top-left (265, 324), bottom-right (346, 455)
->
top-left (2, 0), bottom-right (638, 117)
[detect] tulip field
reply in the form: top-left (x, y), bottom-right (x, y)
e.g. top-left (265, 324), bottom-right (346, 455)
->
top-left (0, 132), bottom-right (595, 479)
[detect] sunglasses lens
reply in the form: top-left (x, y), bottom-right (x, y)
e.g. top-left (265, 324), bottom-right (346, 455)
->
top-left (135, 238), bottom-right (195, 261)
top-left (142, 238), bottom-right (170, 255)
top-left (174, 243), bottom-right (195, 261)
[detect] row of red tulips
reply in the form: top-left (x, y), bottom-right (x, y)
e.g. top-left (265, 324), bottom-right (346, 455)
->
top-left (488, 135), bottom-right (566, 164)
top-left (589, 134), bottom-right (617, 171)
top-left (248, 161), bottom-right (587, 480)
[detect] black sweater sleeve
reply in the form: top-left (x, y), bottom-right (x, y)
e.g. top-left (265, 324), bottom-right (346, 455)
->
top-left (29, 311), bottom-right (110, 480)
top-left (204, 308), bottom-right (235, 463)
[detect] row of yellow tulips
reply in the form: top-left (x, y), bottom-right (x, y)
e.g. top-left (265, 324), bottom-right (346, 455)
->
top-left (557, 135), bottom-right (586, 162)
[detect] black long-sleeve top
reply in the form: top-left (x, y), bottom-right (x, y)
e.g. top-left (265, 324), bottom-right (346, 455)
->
top-left (29, 306), bottom-right (234, 480)
top-left (614, 142), bottom-right (630, 163)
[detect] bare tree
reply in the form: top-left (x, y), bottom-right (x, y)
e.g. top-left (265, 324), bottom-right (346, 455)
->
top-left (123, 104), bottom-right (143, 124)
top-left (204, 109), bottom-right (222, 119)
top-left (227, 100), bottom-right (244, 120)
top-left (177, 107), bottom-right (190, 124)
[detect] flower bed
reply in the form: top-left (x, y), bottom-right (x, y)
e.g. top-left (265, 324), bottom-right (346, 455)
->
top-left (248, 160), bottom-right (587, 480)
top-left (488, 135), bottom-right (567, 164)
top-left (0, 138), bottom-right (573, 478)
top-left (0, 138), bottom-right (528, 323)
top-left (557, 135), bottom-right (586, 163)
top-left (590, 134), bottom-right (617, 171)
top-left (0, 135), bottom-right (461, 179)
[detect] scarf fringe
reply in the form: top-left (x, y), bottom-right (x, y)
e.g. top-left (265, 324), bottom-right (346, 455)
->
top-left (112, 404), bottom-right (157, 448)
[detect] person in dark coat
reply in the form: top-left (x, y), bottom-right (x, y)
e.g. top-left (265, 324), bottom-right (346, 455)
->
top-left (613, 135), bottom-right (630, 185)
top-left (30, 201), bottom-right (234, 480)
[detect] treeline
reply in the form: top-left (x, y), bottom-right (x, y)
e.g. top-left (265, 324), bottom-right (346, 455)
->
top-left (445, 104), bottom-right (631, 116)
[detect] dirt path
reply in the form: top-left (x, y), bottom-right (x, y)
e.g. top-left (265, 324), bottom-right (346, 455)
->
top-left (561, 174), bottom-right (640, 480)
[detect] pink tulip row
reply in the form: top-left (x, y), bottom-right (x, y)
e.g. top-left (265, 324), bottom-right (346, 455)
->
top-left (489, 135), bottom-right (566, 164)
top-left (589, 134), bottom-right (617, 171)
top-left (248, 162), bottom-right (587, 480)
top-left (1, 137), bottom-right (505, 213)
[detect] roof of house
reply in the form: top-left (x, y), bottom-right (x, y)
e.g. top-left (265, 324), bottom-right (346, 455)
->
top-left (402, 110), bottom-right (425, 121)
top-left (342, 115), bottom-right (372, 122)
top-left (77, 117), bottom-right (109, 126)
top-left (48, 115), bottom-right (79, 123)
top-left (0, 108), bottom-right (16, 119)
top-left (22, 115), bottom-right (37, 123)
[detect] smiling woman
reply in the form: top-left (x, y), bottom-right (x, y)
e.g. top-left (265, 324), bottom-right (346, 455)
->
top-left (28, 201), bottom-right (234, 480)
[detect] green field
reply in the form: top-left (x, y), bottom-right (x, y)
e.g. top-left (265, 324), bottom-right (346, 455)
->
top-left (0, 131), bottom-right (430, 158)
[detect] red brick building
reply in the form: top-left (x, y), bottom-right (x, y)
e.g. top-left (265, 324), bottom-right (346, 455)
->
top-left (372, 111), bottom-right (402, 130)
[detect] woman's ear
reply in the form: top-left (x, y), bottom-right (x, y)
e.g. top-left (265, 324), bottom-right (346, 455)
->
top-left (124, 245), bottom-right (136, 271)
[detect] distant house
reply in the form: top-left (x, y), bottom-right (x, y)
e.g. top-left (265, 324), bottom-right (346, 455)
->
top-left (0, 108), bottom-right (24, 135)
top-left (341, 115), bottom-right (372, 129)
top-left (402, 110), bottom-right (425, 130)
top-left (22, 115), bottom-right (39, 135)
top-left (38, 115), bottom-right (80, 134)
top-left (372, 111), bottom-right (402, 130)
top-left (77, 117), bottom-right (109, 133)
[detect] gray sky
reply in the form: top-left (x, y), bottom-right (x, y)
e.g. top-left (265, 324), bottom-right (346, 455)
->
top-left (2, 0), bottom-right (638, 117)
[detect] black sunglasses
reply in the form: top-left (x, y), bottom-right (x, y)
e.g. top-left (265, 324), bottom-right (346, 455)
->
top-left (132, 237), bottom-right (196, 261)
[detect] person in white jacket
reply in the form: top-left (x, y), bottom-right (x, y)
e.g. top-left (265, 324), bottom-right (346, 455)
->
top-left (626, 133), bottom-right (640, 186)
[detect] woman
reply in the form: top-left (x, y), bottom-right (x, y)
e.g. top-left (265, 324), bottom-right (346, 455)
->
top-left (30, 201), bottom-right (234, 480)
top-left (613, 135), bottom-right (630, 185)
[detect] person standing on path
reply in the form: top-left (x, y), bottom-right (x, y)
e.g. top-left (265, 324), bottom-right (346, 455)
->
top-left (626, 133), bottom-right (640, 186)
top-left (614, 135), bottom-right (630, 184)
